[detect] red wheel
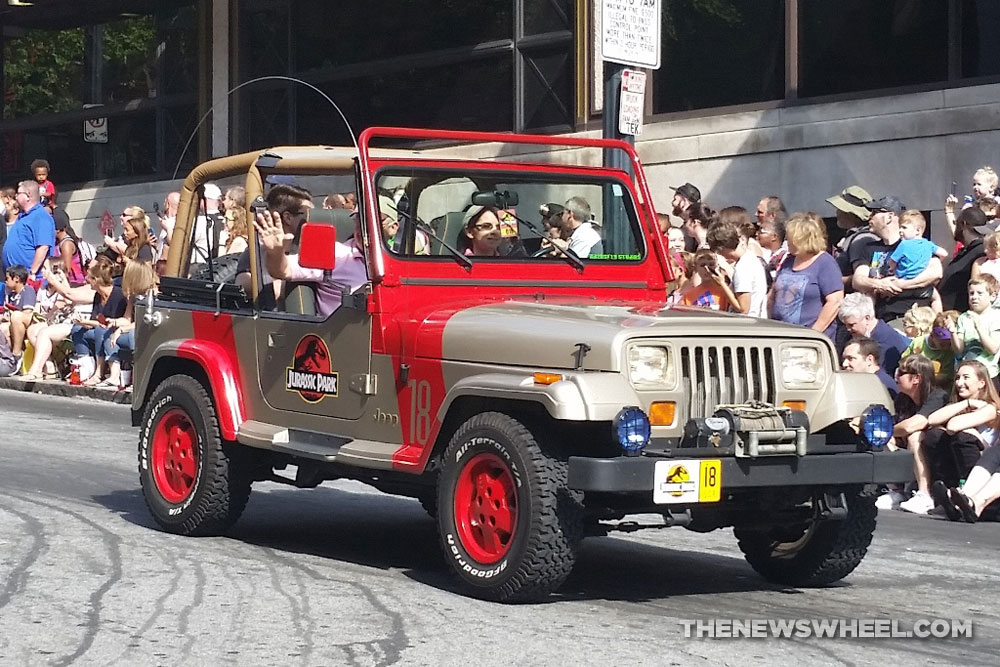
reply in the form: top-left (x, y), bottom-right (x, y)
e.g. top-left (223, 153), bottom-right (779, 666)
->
top-left (151, 408), bottom-right (199, 504)
top-left (453, 453), bottom-right (518, 563)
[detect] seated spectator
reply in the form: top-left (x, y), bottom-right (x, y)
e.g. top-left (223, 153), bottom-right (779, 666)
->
top-left (887, 210), bottom-right (947, 279)
top-left (934, 443), bottom-right (1000, 522)
top-left (838, 292), bottom-right (910, 375)
top-left (0, 324), bottom-right (15, 377)
top-left (19, 265), bottom-right (74, 380)
top-left (970, 229), bottom-right (1000, 284)
top-left (706, 212), bottom-right (767, 317)
top-left (69, 257), bottom-right (128, 386)
top-left (769, 212), bottom-right (844, 339)
top-left (901, 305), bottom-right (935, 338)
top-left (876, 354), bottom-right (949, 509)
top-left (20, 264), bottom-right (97, 381)
top-left (52, 211), bottom-right (87, 285)
top-left (842, 336), bottom-right (898, 398)
top-left (1, 264), bottom-right (37, 366)
top-left (675, 250), bottom-right (739, 311)
top-left (102, 261), bottom-right (157, 387)
top-left (901, 360), bottom-right (999, 515)
top-left (948, 275), bottom-right (1000, 387)
top-left (121, 207), bottom-right (156, 266)
top-left (940, 207), bottom-right (991, 312)
top-left (253, 202), bottom-right (368, 318)
top-left (903, 311), bottom-right (958, 388)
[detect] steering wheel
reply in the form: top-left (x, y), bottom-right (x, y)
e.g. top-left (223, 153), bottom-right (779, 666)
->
top-left (531, 245), bottom-right (555, 258)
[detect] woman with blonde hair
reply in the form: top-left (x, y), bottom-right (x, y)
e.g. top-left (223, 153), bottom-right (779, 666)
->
top-left (222, 186), bottom-right (249, 255)
top-left (768, 212), bottom-right (844, 339)
top-left (122, 206), bottom-right (155, 264)
top-left (103, 260), bottom-right (158, 387)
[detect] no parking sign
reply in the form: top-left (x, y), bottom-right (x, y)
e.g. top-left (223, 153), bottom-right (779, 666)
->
top-left (84, 116), bottom-right (108, 144)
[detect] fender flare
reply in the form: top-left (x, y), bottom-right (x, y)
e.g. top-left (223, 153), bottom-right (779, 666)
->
top-left (138, 340), bottom-right (247, 440)
top-left (436, 373), bottom-right (591, 422)
top-left (811, 371), bottom-right (894, 432)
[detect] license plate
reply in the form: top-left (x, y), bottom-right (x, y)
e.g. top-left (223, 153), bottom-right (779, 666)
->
top-left (653, 459), bottom-right (722, 504)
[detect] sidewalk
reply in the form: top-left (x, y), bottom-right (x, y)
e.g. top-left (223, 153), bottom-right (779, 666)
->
top-left (0, 375), bottom-right (132, 405)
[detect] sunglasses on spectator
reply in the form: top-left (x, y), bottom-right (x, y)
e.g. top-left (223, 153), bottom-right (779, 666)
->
top-left (473, 222), bottom-right (500, 231)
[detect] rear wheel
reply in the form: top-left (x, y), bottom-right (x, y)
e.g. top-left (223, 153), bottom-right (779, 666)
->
top-left (138, 374), bottom-right (250, 536)
top-left (734, 487), bottom-right (877, 586)
top-left (437, 412), bottom-right (582, 602)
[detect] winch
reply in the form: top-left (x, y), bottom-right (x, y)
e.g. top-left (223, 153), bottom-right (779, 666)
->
top-left (681, 401), bottom-right (809, 457)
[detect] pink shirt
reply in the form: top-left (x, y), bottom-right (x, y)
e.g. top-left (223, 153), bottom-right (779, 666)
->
top-left (285, 240), bottom-right (367, 317)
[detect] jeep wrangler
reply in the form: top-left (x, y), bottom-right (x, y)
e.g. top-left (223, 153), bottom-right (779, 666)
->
top-left (133, 127), bottom-right (912, 602)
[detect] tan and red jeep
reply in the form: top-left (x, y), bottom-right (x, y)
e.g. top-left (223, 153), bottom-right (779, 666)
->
top-left (133, 127), bottom-right (911, 602)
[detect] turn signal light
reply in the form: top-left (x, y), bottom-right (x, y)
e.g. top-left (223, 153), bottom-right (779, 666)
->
top-left (783, 400), bottom-right (806, 411)
top-left (533, 372), bottom-right (563, 385)
top-left (649, 401), bottom-right (676, 426)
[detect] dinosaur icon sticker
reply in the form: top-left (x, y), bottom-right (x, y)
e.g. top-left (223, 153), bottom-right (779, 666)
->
top-left (286, 334), bottom-right (338, 403)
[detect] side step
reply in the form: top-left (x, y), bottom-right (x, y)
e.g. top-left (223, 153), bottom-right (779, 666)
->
top-left (237, 420), bottom-right (350, 462)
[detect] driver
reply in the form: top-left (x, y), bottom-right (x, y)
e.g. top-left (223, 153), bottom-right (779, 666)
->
top-left (548, 196), bottom-right (602, 258)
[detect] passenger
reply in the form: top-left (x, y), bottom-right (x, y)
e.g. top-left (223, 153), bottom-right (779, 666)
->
top-left (458, 205), bottom-right (503, 257)
top-left (235, 183), bottom-right (314, 299)
top-left (221, 187), bottom-right (249, 256)
top-left (901, 360), bottom-right (999, 515)
top-left (253, 200), bottom-right (367, 318)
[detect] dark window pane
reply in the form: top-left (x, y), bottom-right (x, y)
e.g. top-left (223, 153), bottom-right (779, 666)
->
top-left (241, 1), bottom-right (291, 78)
top-left (162, 104), bottom-right (200, 178)
top-left (295, 57), bottom-right (514, 147)
top-left (799, 0), bottom-right (949, 98)
top-left (522, 46), bottom-right (573, 130)
top-left (3, 28), bottom-right (86, 119)
top-left (100, 17), bottom-right (157, 104)
top-left (652, 0), bottom-right (784, 114)
top-left (159, 5), bottom-right (200, 95)
top-left (962, 0), bottom-right (1000, 78)
top-left (240, 86), bottom-right (293, 149)
top-left (524, 0), bottom-right (573, 35)
top-left (292, 0), bottom-right (513, 72)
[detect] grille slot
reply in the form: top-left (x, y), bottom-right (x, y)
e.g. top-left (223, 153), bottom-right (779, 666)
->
top-left (679, 345), bottom-right (776, 422)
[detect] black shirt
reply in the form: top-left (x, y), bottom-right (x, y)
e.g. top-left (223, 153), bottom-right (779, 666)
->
top-left (939, 238), bottom-right (985, 312)
top-left (837, 225), bottom-right (878, 277)
top-left (894, 386), bottom-right (949, 424)
top-left (92, 286), bottom-right (128, 320)
top-left (852, 236), bottom-right (933, 320)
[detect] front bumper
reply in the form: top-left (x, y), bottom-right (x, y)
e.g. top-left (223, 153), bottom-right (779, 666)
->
top-left (567, 450), bottom-right (914, 492)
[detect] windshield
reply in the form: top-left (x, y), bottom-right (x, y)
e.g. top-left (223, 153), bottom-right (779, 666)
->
top-left (375, 168), bottom-right (646, 262)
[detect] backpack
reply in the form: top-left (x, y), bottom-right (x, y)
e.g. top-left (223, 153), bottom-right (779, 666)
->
top-left (78, 239), bottom-right (98, 269)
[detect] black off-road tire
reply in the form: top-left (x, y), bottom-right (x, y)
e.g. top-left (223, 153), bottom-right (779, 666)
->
top-left (418, 490), bottom-right (438, 519)
top-left (138, 374), bottom-right (251, 536)
top-left (437, 412), bottom-right (583, 603)
top-left (734, 487), bottom-right (877, 586)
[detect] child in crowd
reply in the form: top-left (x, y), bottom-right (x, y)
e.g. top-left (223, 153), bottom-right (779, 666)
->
top-left (971, 230), bottom-right (1000, 286)
top-left (949, 275), bottom-right (1000, 387)
top-left (31, 158), bottom-right (56, 205)
top-left (903, 310), bottom-right (958, 388)
top-left (675, 249), bottom-right (740, 311)
top-left (946, 166), bottom-right (999, 237)
top-left (901, 305), bottom-right (935, 338)
top-left (1, 265), bottom-right (37, 366)
top-left (887, 210), bottom-right (947, 280)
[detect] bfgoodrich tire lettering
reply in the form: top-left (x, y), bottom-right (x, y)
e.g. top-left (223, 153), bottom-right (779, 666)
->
top-left (437, 412), bottom-right (582, 603)
top-left (734, 486), bottom-right (877, 586)
top-left (138, 374), bottom-right (250, 536)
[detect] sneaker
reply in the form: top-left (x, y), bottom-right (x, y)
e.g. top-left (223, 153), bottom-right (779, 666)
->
top-left (875, 489), bottom-right (908, 510)
top-left (899, 491), bottom-right (935, 515)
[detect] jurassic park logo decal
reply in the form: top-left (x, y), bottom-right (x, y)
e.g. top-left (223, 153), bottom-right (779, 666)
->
top-left (286, 334), bottom-right (338, 403)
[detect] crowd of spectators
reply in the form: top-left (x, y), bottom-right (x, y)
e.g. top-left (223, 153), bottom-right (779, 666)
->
top-left (662, 166), bottom-right (1000, 520)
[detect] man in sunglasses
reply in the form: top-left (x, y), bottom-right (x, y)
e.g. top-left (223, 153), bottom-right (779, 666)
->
top-left (828, 185), bottom-right (876, 289)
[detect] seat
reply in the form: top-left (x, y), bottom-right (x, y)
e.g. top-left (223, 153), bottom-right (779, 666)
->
top-left (306, 208), bottom-right (355, 241)
top-left (428, 211), bottom-right (467, 255)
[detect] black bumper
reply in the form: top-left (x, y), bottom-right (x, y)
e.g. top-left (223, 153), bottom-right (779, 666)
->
top-left (567, 450), bottom-right (914, 493)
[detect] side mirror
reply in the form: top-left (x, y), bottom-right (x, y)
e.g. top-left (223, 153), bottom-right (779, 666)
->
top-left (298, 223), bottom-right (338, 271)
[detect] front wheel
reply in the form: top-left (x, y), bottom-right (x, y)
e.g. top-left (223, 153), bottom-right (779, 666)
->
top-left (437, 412), bottom-right (582, 602)
top-left (138, 374), bottom-right (251, 536)
top-left (734, 487), bottom-right (877, 586)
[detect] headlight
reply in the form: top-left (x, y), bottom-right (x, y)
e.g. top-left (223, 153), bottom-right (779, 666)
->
top-left (614, 406), bottom-right (651, 456)
top-left (860, 404), bottom-right (893, 450)
top-left (780, 346), bottom-right (826, 388)
top-left (627, 346), bottom-right (674, 388)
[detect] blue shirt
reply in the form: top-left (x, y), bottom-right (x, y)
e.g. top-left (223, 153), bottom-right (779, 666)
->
top-left (870, 319), bottom-right (911, 376)
top-left (2, 203), bottom-right (56, 279)
top-left (771, 252), bottom-right (843, 339)
top-left (889, 238), bottom-right (939, 280)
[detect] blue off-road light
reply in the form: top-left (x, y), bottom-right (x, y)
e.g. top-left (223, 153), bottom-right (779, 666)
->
top-left (860, 404), bottom-right (893, 450)
top-left (614, 406), bottom-right (651, 456)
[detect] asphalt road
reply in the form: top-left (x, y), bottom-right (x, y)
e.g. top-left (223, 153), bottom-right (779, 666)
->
top-left (1, 388), bottom-right (999, 667)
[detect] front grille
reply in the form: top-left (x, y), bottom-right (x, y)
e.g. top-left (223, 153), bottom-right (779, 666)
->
top-left (679, 344), bottom-right (776, 422)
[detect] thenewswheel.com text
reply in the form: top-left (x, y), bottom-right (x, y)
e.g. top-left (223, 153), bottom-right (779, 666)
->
top-left (679, 618), bottom-right (973, 639)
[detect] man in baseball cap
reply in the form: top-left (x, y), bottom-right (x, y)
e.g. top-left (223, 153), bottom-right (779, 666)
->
top-left (829, 185), bottom-right (875, 287)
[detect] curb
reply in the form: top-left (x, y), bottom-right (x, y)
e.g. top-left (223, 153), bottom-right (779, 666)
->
top-left (0, 376), bottom-right (132, 405)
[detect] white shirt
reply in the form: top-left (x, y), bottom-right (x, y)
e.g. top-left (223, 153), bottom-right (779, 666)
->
top-left (568, 221), bottom-right (602, 257)
top-left (732, 251), bottom-right (768, 318)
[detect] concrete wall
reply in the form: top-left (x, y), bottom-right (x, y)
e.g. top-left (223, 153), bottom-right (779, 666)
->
top-left (59, 82), bottom-right (1000, 252)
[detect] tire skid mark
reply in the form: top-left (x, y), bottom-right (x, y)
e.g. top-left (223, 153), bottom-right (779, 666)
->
top-left (178, 559), bottom-right (206, 655)
top-left (0, 499), bottom-right (49, 611)
top-left (7, 492), bottom-right (123, 667)
top-left (257, 547), bottom-right (314, 665)
top-left (261, 548), bottom-right (408, 667)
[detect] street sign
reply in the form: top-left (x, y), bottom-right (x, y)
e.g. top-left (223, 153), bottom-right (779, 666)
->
top-left (84, 105), bottom-right (108, 144)
top-left (99, 210), bottom-right (115, 235)
top-left (618, 69), bottom-right (646, 136)
top-left (601, 0), bottom-right (662, 70)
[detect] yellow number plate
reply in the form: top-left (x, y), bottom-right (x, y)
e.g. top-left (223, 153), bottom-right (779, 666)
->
top-left (653, 459), bottom-right (722, 504)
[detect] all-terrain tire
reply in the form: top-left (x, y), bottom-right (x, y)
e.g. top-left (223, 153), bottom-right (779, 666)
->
top-left (733, 487), bottom-right (877, 586)
top-left (437, 412), bottom-right (583, 603)
top-left (138, 374), bottom-right (251, 536)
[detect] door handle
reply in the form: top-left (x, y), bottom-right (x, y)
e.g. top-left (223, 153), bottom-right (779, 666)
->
top-left (267, 333), bottom-right (284, 348)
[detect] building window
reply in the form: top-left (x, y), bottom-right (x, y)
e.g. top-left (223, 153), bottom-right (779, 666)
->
top-left (652, 0), bottom-right (784, 114)
top-left (799, 0), bottom-right (949, 98)
top-left (961, 0), bottom-right (1000, 78)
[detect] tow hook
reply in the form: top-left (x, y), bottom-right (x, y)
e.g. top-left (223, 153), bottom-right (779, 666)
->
top-left (816, 492), bottom-right (849, 521)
